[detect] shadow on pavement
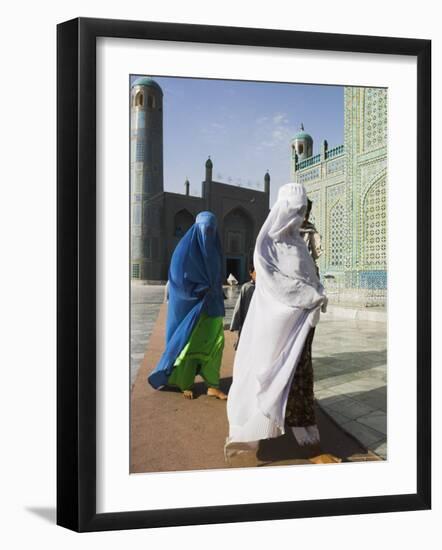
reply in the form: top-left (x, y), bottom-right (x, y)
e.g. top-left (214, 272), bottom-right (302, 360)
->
top-left (313, 350), bottom-right (387, 381)
top-left (256, 403), bottom-right (371, 465)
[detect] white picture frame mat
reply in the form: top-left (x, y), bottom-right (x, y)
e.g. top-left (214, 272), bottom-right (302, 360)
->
top-left (96, 36), bottom-right (417, 513)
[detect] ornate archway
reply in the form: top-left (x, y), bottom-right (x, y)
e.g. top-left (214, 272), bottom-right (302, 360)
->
top-left (328, 199), bottom-right (346, 268)
top-left (363, 176), bottom-right (387, 269)
top-left (223, 207), bottom-right (254, 283)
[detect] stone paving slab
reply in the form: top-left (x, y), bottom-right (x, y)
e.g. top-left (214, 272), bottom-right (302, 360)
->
top-left (356, 410), bottom-right (387, 434)
top-left (339, 419), bottom-right (385, 448)
top-left (324, 396), bottom-right (376, 419)
top-left (357, 387), bottom-right (387, 412)
top-left (327, 304), bottom-right (387, 323)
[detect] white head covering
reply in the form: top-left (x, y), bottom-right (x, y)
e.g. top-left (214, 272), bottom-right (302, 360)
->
top-left (226, 183), bottom-right (326, 449)
top-left (267, 183), bottom-right (307, 238)
top-left (254, 182), bottom-right (324, 309)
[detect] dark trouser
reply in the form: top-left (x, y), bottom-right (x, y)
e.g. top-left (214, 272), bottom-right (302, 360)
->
top-left (285, 327), bottom-right (316, 427)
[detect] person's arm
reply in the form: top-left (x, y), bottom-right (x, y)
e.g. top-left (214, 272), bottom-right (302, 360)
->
top-left (311, 231), bottom-right (323, 261)
top-left (229, 291), bottom-right (243, 331)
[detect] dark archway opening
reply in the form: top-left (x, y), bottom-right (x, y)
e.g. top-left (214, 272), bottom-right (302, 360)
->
top-left (225, 257), bottom-right (242, 283)
top-left (223, 207), bottom-right (254, 283)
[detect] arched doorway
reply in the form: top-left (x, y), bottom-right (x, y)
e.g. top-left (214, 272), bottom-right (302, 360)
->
top-left (361, 176), bottom-right (387, 304)
top-left (173, 209), bottom-right (194, 239)
top-left (223, 207), bottom-right (254, 283)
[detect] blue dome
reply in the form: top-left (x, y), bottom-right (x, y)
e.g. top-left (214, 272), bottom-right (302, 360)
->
top-left (293, 130), bottom-right (313, 141)
top-left (131, 77), bottom-right (163, 94)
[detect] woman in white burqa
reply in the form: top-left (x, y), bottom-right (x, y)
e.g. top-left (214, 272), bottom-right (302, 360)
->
top-left (225, 183), bottom-right (327, 459)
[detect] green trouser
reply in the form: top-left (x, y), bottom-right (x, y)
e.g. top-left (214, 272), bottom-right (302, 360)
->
top-left (167, 312), bottom-right (224, 391)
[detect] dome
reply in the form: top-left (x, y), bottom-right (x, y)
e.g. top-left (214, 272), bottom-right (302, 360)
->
top-left (131, 77), bottom-right (163, 94)
top-left (292, 123), bottom-right (313, 142)
top-left (293, 130), bottom-right (313, 142)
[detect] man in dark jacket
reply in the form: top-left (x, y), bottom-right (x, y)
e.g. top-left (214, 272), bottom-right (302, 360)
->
top-left (229, 264), bottom-right (256, 349)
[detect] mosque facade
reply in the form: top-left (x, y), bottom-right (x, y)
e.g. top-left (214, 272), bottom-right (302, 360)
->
top-left (292, 88), bottom-right (388, 306)
top-left (130, 77), bottom-right (270, 284)
top-left (131, 76), bottom-right (387, 305)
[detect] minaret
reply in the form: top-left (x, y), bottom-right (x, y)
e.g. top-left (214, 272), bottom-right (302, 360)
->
top-left (130, 77), bottom-right (164, 279)
top-left (291, 123), bottom-right (313, 178)
top-left (131, 77), bottom-right (164, 197)
top-left (184, 178), bottom-right (190, 196)
top-left (264, 170), bottom-right (270, 195)
top-left (205, 156), bottom-right (213, 183)
top-left (202, 157), bottom-right (213, 204)
top-left (321, 139), bottom-right (329, 161)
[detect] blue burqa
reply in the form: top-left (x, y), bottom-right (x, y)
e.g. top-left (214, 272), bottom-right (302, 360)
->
top-left (148, 211), bottom-right (225, 389)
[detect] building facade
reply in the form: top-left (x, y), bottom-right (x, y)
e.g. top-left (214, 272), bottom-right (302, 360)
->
top-left (130, 77), bottom-right (270, 283)
top-left (131, 77), bottom-right (387, 302)
top-left (293, 87), bottom-right (388, 306)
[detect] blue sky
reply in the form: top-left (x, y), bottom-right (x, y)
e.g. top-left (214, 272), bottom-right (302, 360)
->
top-left (130, 75), bottom-right (344, 205)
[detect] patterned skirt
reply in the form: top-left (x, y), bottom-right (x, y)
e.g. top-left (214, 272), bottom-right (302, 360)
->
top-left (285, 327), bottom-right (316, 427)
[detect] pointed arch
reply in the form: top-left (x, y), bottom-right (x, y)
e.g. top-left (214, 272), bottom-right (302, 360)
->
top-left (173, 209), bottom-right (194, 238)
top-left (223, 204), bottom-right (254, 223)
top-left (223, 207), bottom-right (254, 254)
top-left (363, 175), bottom-right (387, 268)
top-left (362, 168), bottom-right (387, 202)
top-left (134, 91), bottom-right (144, 107)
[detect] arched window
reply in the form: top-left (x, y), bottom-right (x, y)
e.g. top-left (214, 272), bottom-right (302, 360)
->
top-left (329, 201), bottom-right (346, 267)
top-left (147, 95), bottom-right (155, 109)
top-left (363, 177), bottom-right (387, 268)
top-left (174, 209), bottom-right (194, 238)
top-left (134, 91), bottom-right (144, 107)
top-left (298, 143), bottom-right (304, 155)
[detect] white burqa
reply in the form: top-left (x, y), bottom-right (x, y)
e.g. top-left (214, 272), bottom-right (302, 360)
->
top-left (226, 183), bottom-right (326, 455)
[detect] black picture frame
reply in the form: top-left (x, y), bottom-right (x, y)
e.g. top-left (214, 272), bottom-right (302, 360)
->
top-left (57, 17), bottom-right (431, 532)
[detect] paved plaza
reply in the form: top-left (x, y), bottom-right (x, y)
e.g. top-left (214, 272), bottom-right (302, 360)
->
top-left (131, 303), bottom-right (375, 472)
top-left (130, 283), bottom-right (165, 386)
top-left (314, 317), bottom-right (387, 458)
top-left (131, 283), bottom-right (387, 459)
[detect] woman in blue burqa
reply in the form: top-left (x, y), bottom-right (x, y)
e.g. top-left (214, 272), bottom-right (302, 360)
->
top-left (148, 211), bottom-right (228, 400)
